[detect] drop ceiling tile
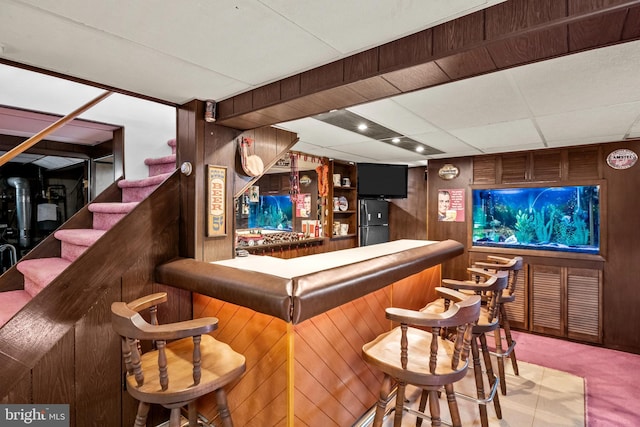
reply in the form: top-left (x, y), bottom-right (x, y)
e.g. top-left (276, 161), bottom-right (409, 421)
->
top-left (15, 0), bottom-right (341, 86)
top-left (482, 142), bottom-right (546, 153)
top-left (428, 149), bottom-right (484, 159)
top-left (330, 140), bottom-right (429, 163)
top-left (0, 1), bottom-right (249, 103)
top-left (546, 136), bottom-right (621, 148)
top-left (348, 99), bottom-right (439, 135)
top-left (277, 117), bottom-right (371, 147)
top-left (450, 119), bottom-right (542, 150)
top-left (291, 141), bottom-right (372, 163)
top-left (260, 0), bottom-right (500, 53)
top-left (411, 131), bottom-right (482, 155)
top-left (510, 39), bottom-right (640, 116)
top-left (537, 102), bottom-right (640, 143)
top-left (393, 71), bottom-right (530, 129)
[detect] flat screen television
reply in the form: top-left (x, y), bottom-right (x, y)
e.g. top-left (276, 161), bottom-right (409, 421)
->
top-left (357, 163), bottom-right (408, 199)
top-left (471, 184), bottom-right (600, 254)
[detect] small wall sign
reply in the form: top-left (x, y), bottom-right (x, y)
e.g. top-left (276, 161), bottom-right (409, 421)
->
top-left (207, 165), bottom-right (227, 237)
top-left (438, 164), bottom-right (459, 180)
top-left (606, 149), bottom-right (637, 170)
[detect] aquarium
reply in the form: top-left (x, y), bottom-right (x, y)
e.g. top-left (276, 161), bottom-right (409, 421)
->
top-left (472, 185), bottom-right (600, 254)
top-left (248, 195), bottom-right (293, 231)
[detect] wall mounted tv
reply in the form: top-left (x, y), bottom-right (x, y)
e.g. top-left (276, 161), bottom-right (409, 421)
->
top-left (471, 184), bottom-right (600, 254)
top-left (357, 163), bottom-right (408, 199)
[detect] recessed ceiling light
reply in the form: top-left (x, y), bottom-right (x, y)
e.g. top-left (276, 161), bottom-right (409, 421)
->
top-left (357, 123), bottom-right (368, 131)
top-left (391, 137), bottom-right (400, 143)
top-left (416, 146), bottom-right (425, 153)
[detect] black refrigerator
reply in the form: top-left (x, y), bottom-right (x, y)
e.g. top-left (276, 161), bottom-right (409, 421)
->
top-left (359, 199), bottom-right (389, 246)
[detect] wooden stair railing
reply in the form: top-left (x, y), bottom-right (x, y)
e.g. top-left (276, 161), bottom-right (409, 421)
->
top-left (0, 91), bottom-right (112, 167)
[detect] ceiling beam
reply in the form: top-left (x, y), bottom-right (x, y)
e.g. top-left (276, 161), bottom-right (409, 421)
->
top-left (215, 0), bottom-right (640, 130)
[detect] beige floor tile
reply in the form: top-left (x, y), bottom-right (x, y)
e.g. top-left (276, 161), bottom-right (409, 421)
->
top-left (371, 361), bottom-right (583, 427)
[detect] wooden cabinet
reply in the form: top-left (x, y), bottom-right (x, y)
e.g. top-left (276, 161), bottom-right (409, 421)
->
top-left (469, 251), bottom-right (602, 343)
top-left (324, 160), bottom-right (358, 238)
top-left (530, 264), bottom-right (602, 343)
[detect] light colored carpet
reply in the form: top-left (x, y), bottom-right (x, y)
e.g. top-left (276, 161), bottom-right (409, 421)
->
top-left (376, 360), bottom-right (585, 427)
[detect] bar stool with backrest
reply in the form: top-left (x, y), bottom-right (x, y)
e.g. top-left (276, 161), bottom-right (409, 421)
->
top-left (472, 255), bottom-right (523, 395)
top-left (421, 269), bottom-right (508, 427)
top-left (111, 292), bottom-right (246, 427)
top-left (362, 287), bottom-right (481, 427)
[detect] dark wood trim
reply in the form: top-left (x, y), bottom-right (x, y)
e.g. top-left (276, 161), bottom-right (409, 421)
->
top-left (112, 127), bottom-right (124, 179)
top-left (216, 0), bottom-right (640, 130)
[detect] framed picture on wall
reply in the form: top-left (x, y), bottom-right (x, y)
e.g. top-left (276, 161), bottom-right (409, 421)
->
top-left (207, 165), bottom-right (227, 237)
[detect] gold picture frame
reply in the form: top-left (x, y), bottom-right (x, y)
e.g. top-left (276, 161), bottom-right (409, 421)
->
top-left (207, 165), bottom-right (227, 237)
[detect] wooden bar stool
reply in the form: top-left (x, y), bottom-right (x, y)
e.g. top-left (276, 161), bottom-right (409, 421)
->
top-left (422, 269), bottom-right (508, 427)
top-left (362, 288), bottom-right (481, 427)
top-left (111, 292), bottom-right (246, 427)
top-left (473, 255), bottom-right (523, 394)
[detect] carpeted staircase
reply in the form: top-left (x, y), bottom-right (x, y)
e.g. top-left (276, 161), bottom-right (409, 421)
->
top-left (0, 138), bottom-right (177, 326)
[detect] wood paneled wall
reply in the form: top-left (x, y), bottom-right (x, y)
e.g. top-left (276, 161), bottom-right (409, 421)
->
top-left (389, 167), bottom-right (428, 241)
top-left (425, 140), bottom-right (640, 353)
top-left (177, 100), bottom-right (299, 262)
top-left (0, 174), bottom-right (187, 426)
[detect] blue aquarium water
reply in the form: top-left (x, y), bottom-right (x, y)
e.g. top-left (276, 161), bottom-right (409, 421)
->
top-left (472, 185), bottom-right (600, 254)
top-left (248, 195), bottom-right (293, 231)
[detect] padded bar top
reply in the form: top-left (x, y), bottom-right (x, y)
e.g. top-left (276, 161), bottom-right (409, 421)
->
top-left (156, 239), bottom-right (464, 324)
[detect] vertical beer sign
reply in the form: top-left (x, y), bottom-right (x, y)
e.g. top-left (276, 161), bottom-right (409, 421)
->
top-left (207, 165), bottom-right (227, 236)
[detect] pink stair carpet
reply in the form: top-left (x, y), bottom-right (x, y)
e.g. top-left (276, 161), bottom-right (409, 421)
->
top-left (0, 138), bottom-right (177, 327)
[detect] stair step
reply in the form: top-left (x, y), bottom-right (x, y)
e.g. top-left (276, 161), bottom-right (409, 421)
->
top-left (54, 229), bottom-right (107, 261)
top-left (0, 290), bottom-right (32, 326)
top-left (145, 154), bottom-right (176, 176)
top-left (16, 257), bottom-right (72, 297)
top-left (89, 201), bottom-right (138, 230)
top-left (118, 173), bottom-right (171, 203)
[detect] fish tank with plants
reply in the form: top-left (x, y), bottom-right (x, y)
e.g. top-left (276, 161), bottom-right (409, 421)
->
top-left (471, 184), bottom-right (600, 254)
top-left (248, 195), bottom-right (293, 231)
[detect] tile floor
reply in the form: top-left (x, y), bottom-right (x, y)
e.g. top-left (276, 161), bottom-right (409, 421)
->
top-left (371, 360), bottom-right (585, 427)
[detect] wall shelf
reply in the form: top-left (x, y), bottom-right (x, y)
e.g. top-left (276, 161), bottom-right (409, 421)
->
top-left (324, 160), bottom-right (357, 239)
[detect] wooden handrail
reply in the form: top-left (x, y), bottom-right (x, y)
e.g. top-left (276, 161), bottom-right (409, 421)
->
top-left (0, 90), bottom-right (113, 167)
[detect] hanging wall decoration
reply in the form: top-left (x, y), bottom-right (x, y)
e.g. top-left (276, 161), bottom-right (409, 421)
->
top-left (289, 152), bottom-right (300, 202)
top-left (238, 136), bottom-right (264, 177)
top-left (316, 163), bottom-right (329, 197)
top-left (207, 165), bottom-right (227, 237)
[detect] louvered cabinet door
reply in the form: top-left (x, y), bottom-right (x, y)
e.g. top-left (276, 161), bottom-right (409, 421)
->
top-left (529, 265), bottom-right (602, 342)
top-left (530, 265), bottom-right (564, 336)
top-left (504, 266), bottom-right (528, 330)
top-left (567, 268), bottom-right (602, 343)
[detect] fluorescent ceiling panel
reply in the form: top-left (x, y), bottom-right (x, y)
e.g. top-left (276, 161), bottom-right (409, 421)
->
top-left (33, 156), bottom-right (84, 170)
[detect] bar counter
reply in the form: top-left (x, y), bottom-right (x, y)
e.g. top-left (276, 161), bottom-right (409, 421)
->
top-left (157, 239), bottom-right (464, 426)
